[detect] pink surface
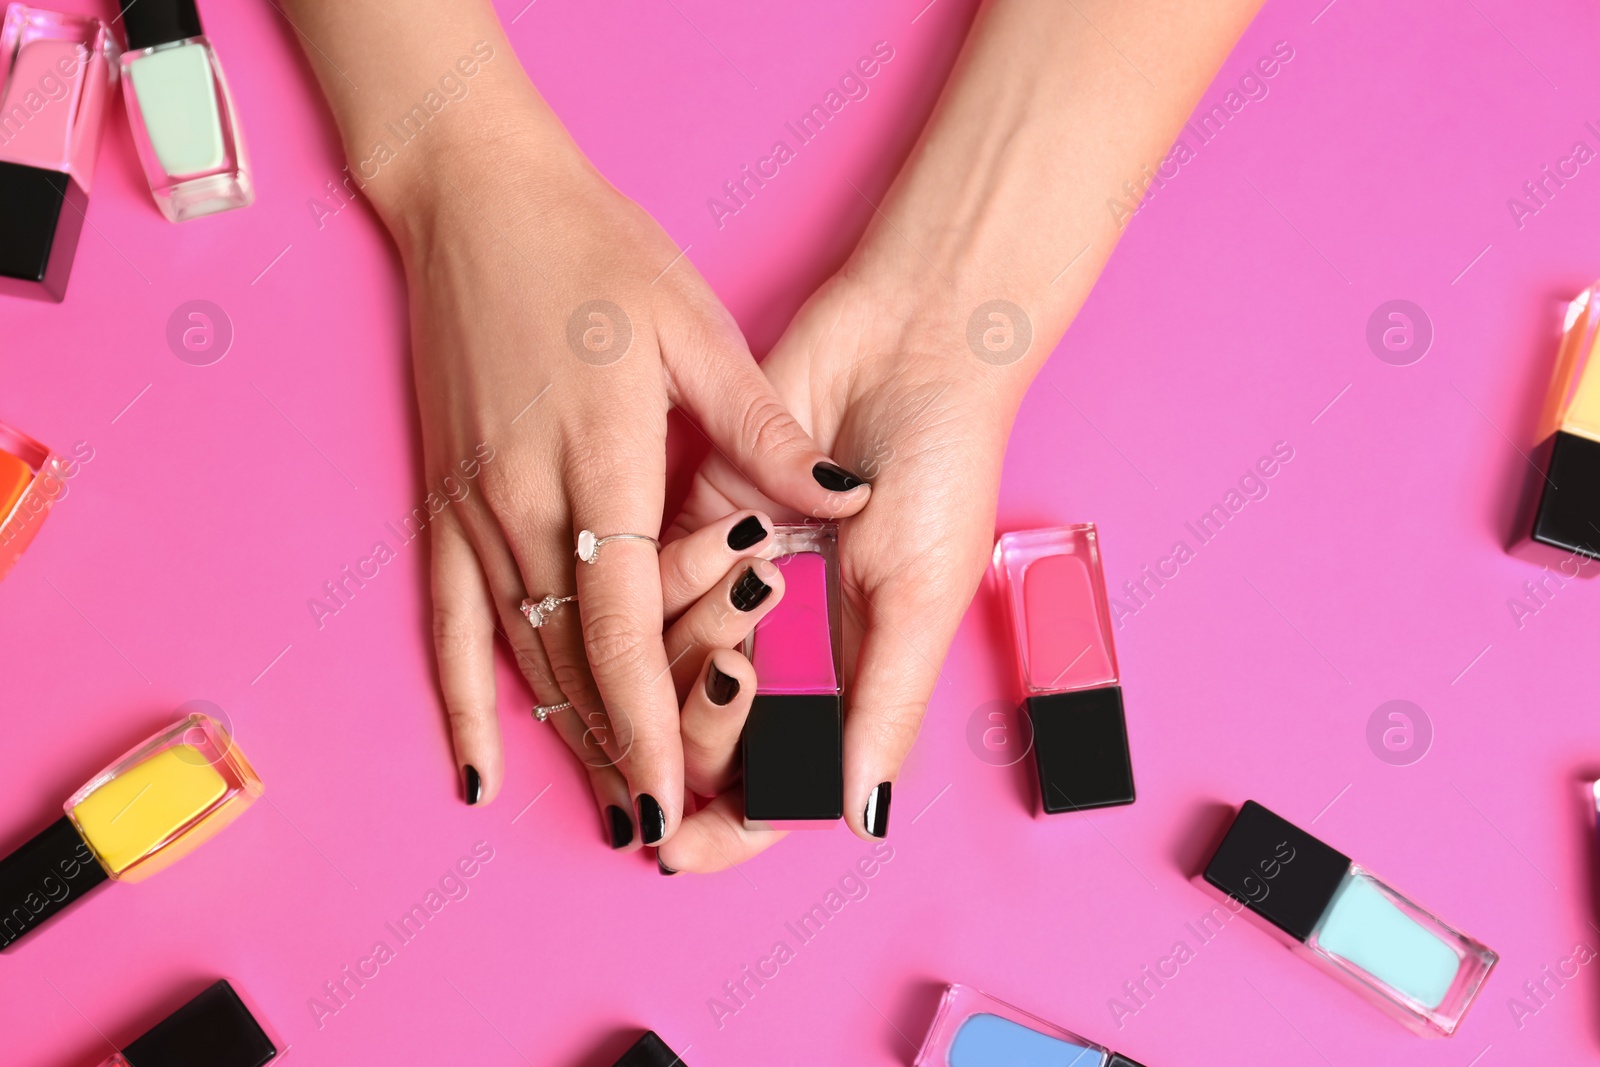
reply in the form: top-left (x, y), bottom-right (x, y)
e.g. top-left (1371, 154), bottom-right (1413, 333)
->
top-left (2, 0), bottom-right (1600, 1065)
top-left (751, 551), bottom-right (836, 694)
top-left (1022, 553), bottom-right (1116, 692)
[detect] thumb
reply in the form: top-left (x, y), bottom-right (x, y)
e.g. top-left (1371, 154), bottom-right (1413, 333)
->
top-left (666, 317), bottom-right (871, 519)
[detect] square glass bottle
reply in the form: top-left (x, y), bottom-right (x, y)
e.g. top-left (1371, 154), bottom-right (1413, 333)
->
top-left (741, 523), bottom-right (844, 828)
top-left (1202, 800), bottom-right (1497, 1035)
top-left (0, 711), bottom-right (263, 949)
top-left (992, 525), bottom-right (1135, 813)
top-left (915, 984), bottom-right (1148, 1067)
top-left (118, 0), bottom-right (251, 221)
top-left (0, 3), bottom-right (116, 300)
top-left (0, 420), bottom-right (68, 581)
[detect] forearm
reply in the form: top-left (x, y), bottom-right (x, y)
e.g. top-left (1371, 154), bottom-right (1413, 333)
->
top-left (275, 0), bottom-right (584, 237)
top-left (851, 0), bottom-right (1263, 385)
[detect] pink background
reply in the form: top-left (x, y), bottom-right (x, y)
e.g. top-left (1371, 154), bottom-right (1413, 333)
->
top-left (3, 0), bottom-right (1600, 1064)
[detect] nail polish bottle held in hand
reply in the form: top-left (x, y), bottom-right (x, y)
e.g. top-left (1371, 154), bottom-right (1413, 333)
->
top-left (117, 0), bottom-right (250, 221)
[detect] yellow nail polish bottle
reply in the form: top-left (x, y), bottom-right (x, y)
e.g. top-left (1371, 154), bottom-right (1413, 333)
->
top-left (0, 712), bottom-right (262, 949)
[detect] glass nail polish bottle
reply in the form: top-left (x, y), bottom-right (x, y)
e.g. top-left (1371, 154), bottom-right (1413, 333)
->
top-left (97, 980), bottom-right (277, 1067)
top-left (612, 1030), bottom-right (689, 1067)
top-left (741, 523), bottom-right (843, 828)
top-left (915, 984), bottom-right (1149, 1067)
top-left (117, 0), bottom-right (251, 222)
top-left (0, 712), bottom-right (263, 949)
top-left (0, 3), bottom-right (116, 300)
top-left (1203, 800), bottom-right (1497, 1035)
top-left (992, 525), bottom-right (1135, 813)
top-left (1527, 280), bottom-right (1600, 559)
top-left (0, 420), bottom-right (68, 581)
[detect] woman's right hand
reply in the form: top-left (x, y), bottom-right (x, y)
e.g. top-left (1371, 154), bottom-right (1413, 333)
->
top-left (374, 88), bottom-right (870, 845)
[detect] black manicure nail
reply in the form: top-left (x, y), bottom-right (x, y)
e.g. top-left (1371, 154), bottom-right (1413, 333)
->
top-left (731, 566), bottom-right (772, 612)
top-left (607, 805), bottom-right (634, 849)
top-left (705, 662), bottom-right (741, 706)
top-left (812, 461), bottom-right (866, 492)
top-left (865, 781), bottom-right (891, 838)
top-left (637, 794), bottom-right (665, 845)
top-left (726, 514), bottom-right (768, 550)
top-left (658, 855), bottom-right (678, 876)
top-left (464, 765), bottom-right (481, 806)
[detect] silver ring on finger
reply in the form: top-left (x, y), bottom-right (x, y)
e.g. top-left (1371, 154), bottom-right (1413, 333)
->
top-left (521, 594), bottom-right (577, 629)
top-left (533, 700), bottom-right (574, 722)
top-left (576, 529), bottom-right (660, 565)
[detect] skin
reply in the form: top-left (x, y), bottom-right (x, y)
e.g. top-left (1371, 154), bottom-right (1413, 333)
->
top-left (280, 0), bottom-right (1262, 866)
top-left (663, 0), bottom-right (1266, 866)
top-left (279, 0), bottom-right (868, 847)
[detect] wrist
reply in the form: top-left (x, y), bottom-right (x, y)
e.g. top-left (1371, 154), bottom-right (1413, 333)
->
top-left (336, 66), bottom-right (588, 253)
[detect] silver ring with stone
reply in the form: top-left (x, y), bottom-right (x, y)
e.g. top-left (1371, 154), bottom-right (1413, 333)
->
top-left (575, 530), bottom-right (661, 565)
top-left (521, 594), bottom-right (577, 629)
top-left (533, 701), bottom-right (574, 722)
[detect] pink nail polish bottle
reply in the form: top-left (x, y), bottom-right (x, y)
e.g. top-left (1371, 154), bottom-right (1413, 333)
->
top-left (0, 3), bottom-right (116, 300)
top-left (742, 523), bottom-right (844, 828)
top-left (992, 524), bottom-right (1136, 813)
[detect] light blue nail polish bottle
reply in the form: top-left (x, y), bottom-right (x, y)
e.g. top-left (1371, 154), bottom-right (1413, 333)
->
top-left (1205, 800), bottom-right (1498, 1036)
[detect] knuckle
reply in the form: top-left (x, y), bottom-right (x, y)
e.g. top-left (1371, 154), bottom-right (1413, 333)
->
top-left (431, 601), bottom-right (481, 662)
top-left (581, 609), bottom-right (649, 677)
top-left (738, 395), bottom-right (803, 462)
top-left (863, 702), bottom-right (926, 755)
top-left (550, 658), bottom-right (595, 699)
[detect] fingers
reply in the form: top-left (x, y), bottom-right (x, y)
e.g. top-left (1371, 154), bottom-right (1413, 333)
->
top-left (568, 500), bottom-right (682, 846)
top-left (429, 511), bottom-right (503, 807)
top-left (842, 591), bottom-right (949, 842)
top-left (656, 792), bottom-right (787, 876)
top-left (658, 508), bottom-right (776, 618)
top-left (539, 699), bottom-right (641, 852)
top-left (680, 648), bottom-right (756, 796)
top-left (664, 313), bottom-right (871, 521)
top-left (662, 558), bottom-right (783, 699)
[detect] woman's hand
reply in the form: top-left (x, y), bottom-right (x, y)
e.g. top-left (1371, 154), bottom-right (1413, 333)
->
top-left (385, 96), bottom-right (868, 841)
top-left (661, 269), bottom-right (1025, 870)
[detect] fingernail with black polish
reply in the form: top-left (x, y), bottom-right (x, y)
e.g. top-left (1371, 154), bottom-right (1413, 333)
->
top-left (637, 794), bottom-right (665, 845)
top-left (464, 765), bottom-right (481, 806)
top-left (726, 514), bottom-right (768, 550)
top-left (813, 461), bottom-right (866, 492)
top-left (865, 781), bottom-right (891, 838)
top-left (607, 805), bottom-right (634, 849)
top-left (731, 566), bottom-right (772, 612)
top-left (705, 662), bottom-right (741, 706)
top-left (658, 855), bottom-right (678, 876)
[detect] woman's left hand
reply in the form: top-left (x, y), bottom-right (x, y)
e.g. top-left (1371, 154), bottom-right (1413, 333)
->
top-left (659, 270), bottom-right (1030, 871)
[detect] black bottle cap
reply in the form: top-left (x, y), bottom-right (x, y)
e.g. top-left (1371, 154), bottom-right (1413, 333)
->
top-left (1028, 687), bottom-right (1135, 813)
top-left (119, 0), bottom-right (204, 52)
top-left (612, 1031), bottom-right (688, 1067)
top-left (1532, 430), bottom-right (1600, 560)
top-left (742, 694), bottom-right (842, 823)
top-left (0, 163), bottom-right (88, 302)
top-left (0, 816), bottom-right (108, 949)
top-left (1203, 801), bottom-right (1351, 943)
top-left (1109, 1055), bottom-right (1150, 1067)
top-left (122, 980), bottom-right (276, 1067)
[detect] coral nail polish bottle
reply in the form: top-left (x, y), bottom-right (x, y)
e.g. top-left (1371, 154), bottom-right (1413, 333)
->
top-left (117, 0), bottom-right (251, 221)
top-left (992, 524), bottom-right (1136, 813)
top-left (0, 419), bottom-right (68, 581)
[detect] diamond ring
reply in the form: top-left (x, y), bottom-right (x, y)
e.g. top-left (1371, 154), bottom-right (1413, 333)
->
top-left (576, 530), bottom-right (660, 565)
top-left (533, 701), bottom-right (574, 722)
top-left (521, 594), bottom-right (577, 629)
